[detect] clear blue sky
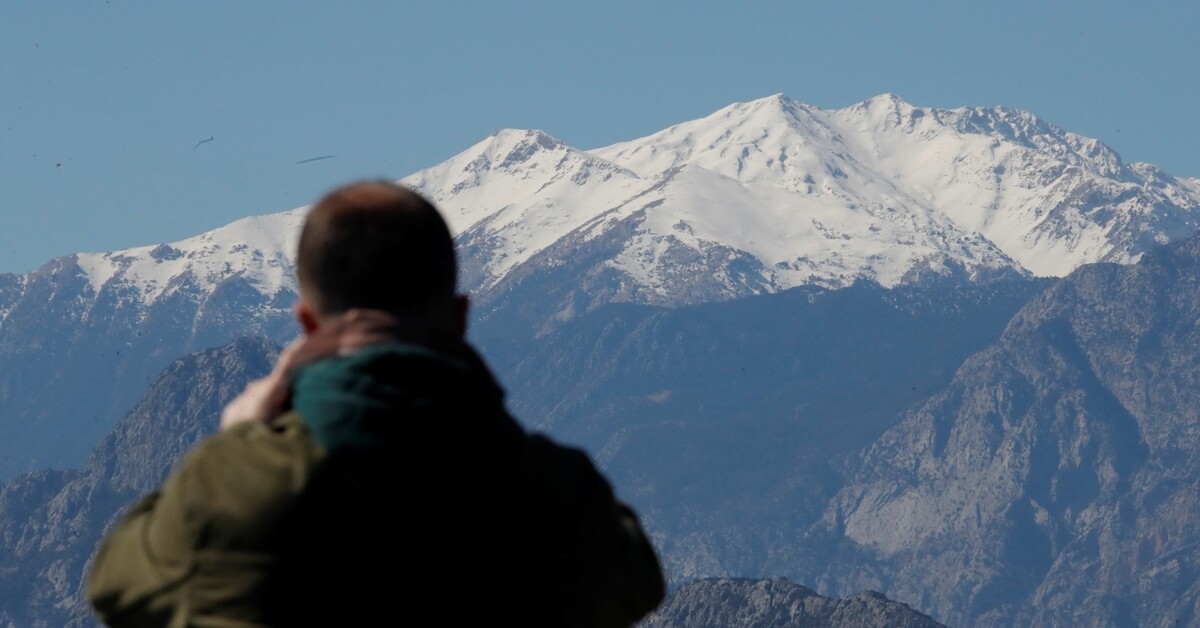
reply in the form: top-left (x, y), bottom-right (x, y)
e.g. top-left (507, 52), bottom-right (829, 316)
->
top-left (2, 1), bottom-right (1197, 274)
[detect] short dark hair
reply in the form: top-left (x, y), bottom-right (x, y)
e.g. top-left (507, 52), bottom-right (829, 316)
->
top-left (296, 180), bottom-right (457, 317)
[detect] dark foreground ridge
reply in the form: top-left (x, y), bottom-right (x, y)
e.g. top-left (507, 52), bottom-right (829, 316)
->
top-left (638, 577), bottom-right (946, 628)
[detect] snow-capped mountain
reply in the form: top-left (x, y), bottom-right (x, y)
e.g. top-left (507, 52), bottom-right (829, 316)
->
top-left (1, 93), bottom-right (1199, 479)
top-left (9, 94), bottom-right (1200, 627)
top-left (37, 92), bottom-right (1200, 328)
top-left (0, 213), bottom-right (306, 481)
top-left (74, 212), bottom-right (303, 308)
top-left (403, 93), bottom-right (1200, 312)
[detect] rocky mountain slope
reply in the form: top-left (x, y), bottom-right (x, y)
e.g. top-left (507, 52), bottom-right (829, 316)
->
top-left (0, 337), bottom-right (276, 627)
top-left (805, 230), bottom-right (1200, 627)
top-left (638, 577), bottom-right (945, 628)
top-left (0, 279), bottom-right (1026, 625)
top-left (7, 234), bottom-right (1200, 626)
top-left (473, 277), bottom-right (1048, 587)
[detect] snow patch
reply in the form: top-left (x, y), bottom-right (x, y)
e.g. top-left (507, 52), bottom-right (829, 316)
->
top-left (76, 208), bottom-right (307, 302)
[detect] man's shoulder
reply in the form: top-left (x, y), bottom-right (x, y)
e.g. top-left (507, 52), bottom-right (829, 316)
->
top-left (523, 432), bottom-right (594, 464)
top-left (190, 412), bottom-right (321, 466)
top-left (518, 432), bottom-right (617, 505)
top-left (168, 413), bottom-right (325, 532)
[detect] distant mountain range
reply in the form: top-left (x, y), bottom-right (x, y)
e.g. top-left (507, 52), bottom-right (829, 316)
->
top-left (3, 94), bottom-right (1200, 626)
top-left (417, 93), bottom-right (1200, 305)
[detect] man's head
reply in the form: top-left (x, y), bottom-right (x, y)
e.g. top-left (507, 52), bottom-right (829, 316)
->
top-left (295, 180), bottom-right (465, 335)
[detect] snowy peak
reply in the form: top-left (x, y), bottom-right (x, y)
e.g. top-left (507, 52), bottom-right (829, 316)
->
top-left (590, 93), bottom-right (1200, 291)
top-left (17, 93), bottom-right (1200, 320)
top-left (951, 105), bottom-right (1124, 178)
top-left (73, 209), bottom-right (304, 306)
top-left (403, 128), bottom-right (640, 238)
top-left (608, 161), bottom-right (1020, 297)
top-left (848, 92), bottom-right (928, 130)
top-left (592, 93), bottom-right (846, 194)
top-left (401, 129), bottom-right (649, 288)
top-left (468, 128), bottom-right (569, 175)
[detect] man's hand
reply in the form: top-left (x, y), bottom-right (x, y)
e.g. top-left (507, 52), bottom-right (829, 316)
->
top-left (219, 338), bottom-right (305, 430)
top-left (218, 309), bottom-right (405, 431)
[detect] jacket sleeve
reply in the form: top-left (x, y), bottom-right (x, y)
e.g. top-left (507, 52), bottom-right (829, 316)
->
top-left (522, 434), bottom-right (667, 628)
top-left (85, 415), bottom-right (321, 627)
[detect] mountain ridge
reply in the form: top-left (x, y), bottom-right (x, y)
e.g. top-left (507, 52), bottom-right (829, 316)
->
top-left (804, 231), bottom-right (1200, 626)
top-left (1, 92), bottom-right (1198, 478)
top-left (8, 92), bottom-right (1196, 322)
top-left (6, 93), bottom-right (1200, 624)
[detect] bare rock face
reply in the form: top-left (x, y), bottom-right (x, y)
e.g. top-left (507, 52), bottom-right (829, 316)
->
top-left (812, 232), bottom-right (1200, 626)
top-left (0, 336), bottom-right (276, 628)
top-left (638, 577), bottom-right (945, 628)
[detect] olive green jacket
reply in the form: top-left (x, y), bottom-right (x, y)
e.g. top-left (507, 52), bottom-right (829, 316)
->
top-left (87, 341), bottom-right (665, 627)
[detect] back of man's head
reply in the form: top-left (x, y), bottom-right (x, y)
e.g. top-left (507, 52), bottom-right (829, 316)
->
top-left (296, 180), bottom-right (457, 319)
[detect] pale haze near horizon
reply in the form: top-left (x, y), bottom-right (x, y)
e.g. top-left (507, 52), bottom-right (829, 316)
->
top-left (1, 0), bottom-right (1196, 275)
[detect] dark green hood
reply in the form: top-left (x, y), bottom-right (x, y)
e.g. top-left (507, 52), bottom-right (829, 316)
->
top-left (289, 341), bottom-right (510, 453)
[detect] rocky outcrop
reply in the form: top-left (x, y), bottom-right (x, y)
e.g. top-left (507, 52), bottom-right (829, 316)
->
top-left (0, 337), bottom-right (276, 627)
top-left (638, 577), bottom-right (945, 628)
top-left (811, 232), bottom-right (1200, 626)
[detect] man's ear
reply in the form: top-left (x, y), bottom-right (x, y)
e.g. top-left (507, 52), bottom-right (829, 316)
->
top-left (295, 301), bottom-right (320, 336)
top-left (452, 294), bottom-right (470, 339)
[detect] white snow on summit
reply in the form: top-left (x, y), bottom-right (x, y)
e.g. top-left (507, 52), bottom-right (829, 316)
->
top-left (74, 208), bottom-right (305, 301)
top-left (56, 93), bottom-right (1200, 312)
top-left (402, 129), bottom-right (646, 282)
top-left (590, 93), bottom-right (1200, 280)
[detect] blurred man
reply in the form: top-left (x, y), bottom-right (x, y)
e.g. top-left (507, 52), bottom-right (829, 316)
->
top-left (87, 179), bottom-right (666, 627)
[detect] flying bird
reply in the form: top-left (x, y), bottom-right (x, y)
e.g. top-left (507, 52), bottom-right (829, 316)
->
top-left (296, 155), bottom-right (335, 164)
top-left (192, 136), bottom-right (214, 150)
